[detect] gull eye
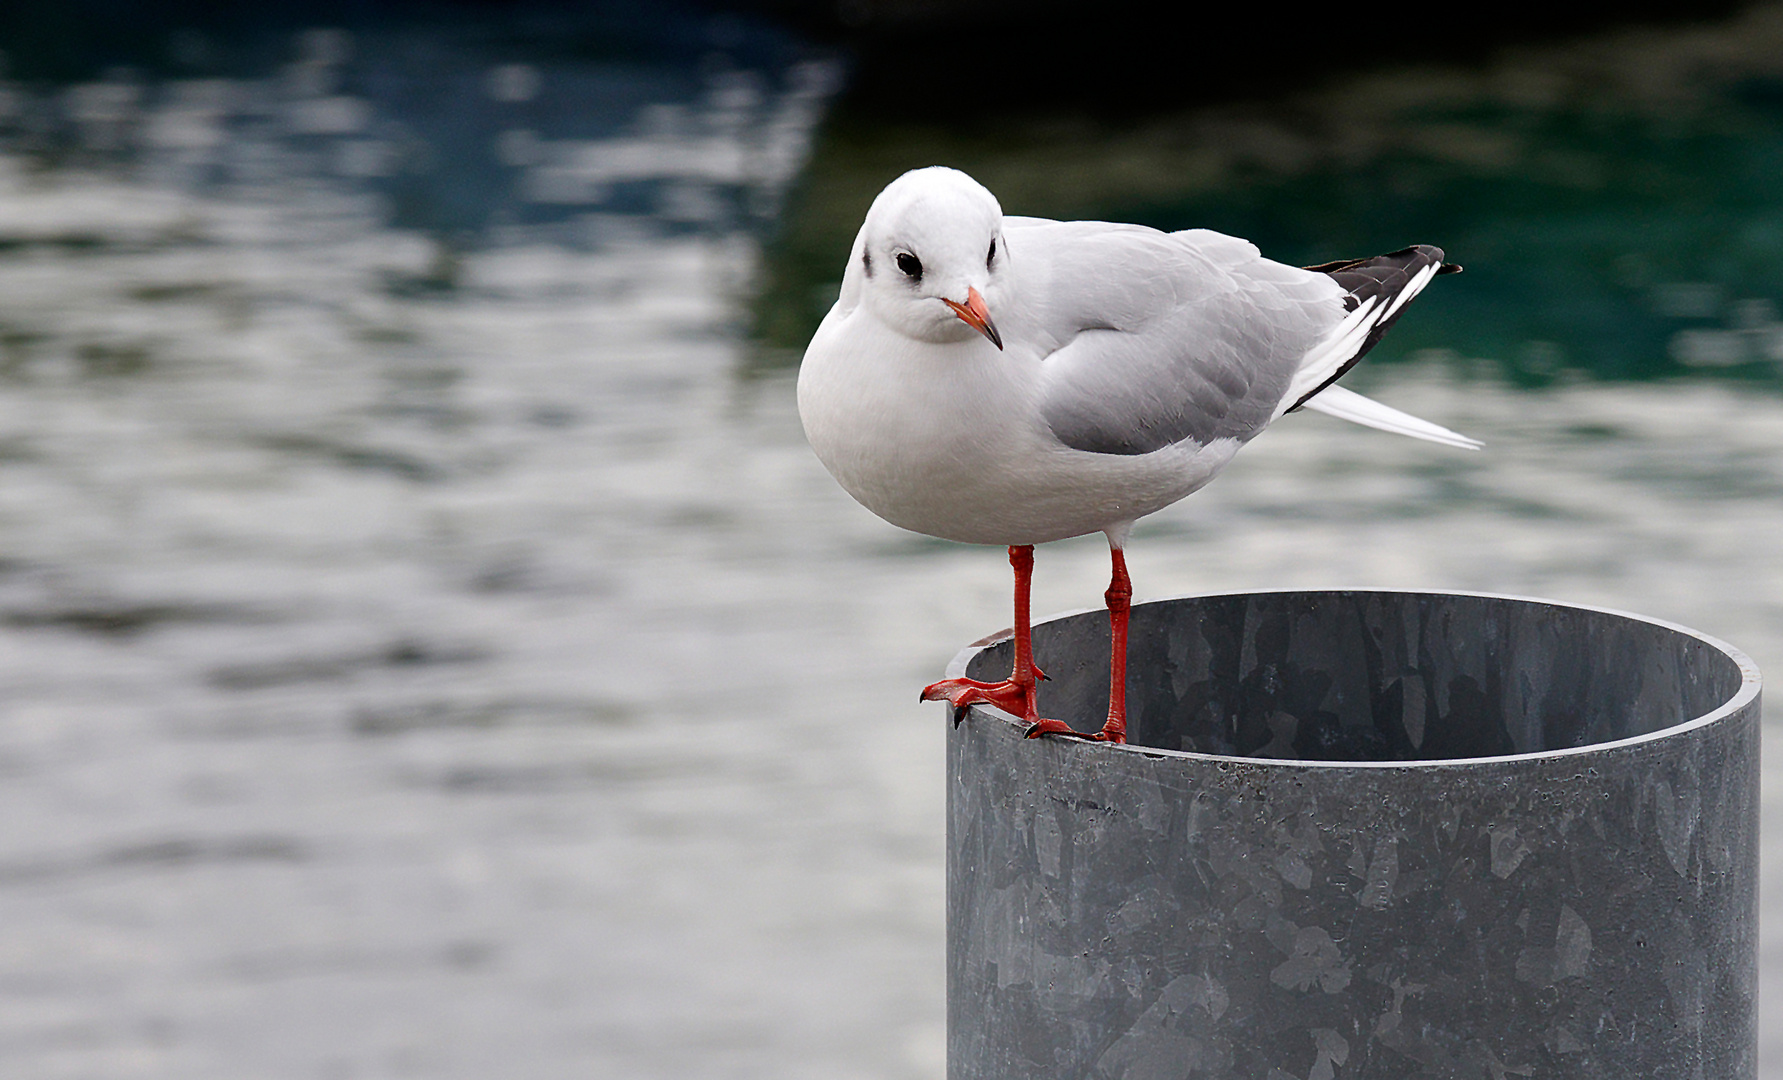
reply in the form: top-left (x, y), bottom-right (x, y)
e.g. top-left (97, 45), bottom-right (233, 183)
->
top-left (987, 238), bottom-right (997, 269)
top-left (895, 252), bottom-right (922, 280)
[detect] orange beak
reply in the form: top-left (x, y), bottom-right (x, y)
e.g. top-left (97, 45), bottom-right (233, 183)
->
top-left (941, 286), bottom-right (1003, 350)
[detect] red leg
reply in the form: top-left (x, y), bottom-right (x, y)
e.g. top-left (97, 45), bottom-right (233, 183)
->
top-left (1025, 543), bottom-right (1130, 743)
top-left (922, 545), bottom-right (1042, 726)
top-left (1099, 547), bottom-right (1131, 744)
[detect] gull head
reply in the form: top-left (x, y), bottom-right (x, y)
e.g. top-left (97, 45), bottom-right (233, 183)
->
top-left (852, 166), bottom-right (1005, 350)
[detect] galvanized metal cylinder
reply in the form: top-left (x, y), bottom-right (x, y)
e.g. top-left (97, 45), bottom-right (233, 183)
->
top-left (945, 590), bottom-right (1759, 1080)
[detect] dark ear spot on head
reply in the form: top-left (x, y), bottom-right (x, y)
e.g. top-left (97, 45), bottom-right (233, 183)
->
top-left (862, 249), bottom-right (873, 278)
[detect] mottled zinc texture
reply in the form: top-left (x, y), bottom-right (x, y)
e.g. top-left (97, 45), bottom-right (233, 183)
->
top-left (946, 591), bottom-right (1758, 1080)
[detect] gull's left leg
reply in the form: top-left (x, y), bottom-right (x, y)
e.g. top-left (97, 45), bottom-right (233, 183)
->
top-left (1097, 541), bottom-right (1131, 744)
top-left (1027, 527), bottom-right (1132, 744)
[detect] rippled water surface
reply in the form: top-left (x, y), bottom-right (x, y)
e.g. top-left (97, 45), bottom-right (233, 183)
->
top-left (0, 6), bottom-right (1779, 1078)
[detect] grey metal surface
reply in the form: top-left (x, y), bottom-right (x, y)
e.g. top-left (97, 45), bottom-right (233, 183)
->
top-left (945, 590), bottom-right (1760, 1079)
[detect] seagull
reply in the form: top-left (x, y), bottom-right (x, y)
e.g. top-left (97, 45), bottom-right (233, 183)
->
top-left (797, 166), bottom-right (1476, 744)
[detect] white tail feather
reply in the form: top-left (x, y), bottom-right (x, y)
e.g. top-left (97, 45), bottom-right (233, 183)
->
top-left (1301, 385), bottom-right (1482, 450)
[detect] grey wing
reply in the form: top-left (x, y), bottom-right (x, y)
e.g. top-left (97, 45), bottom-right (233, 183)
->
top-left (1014, 221), bottom-right (1347, 456)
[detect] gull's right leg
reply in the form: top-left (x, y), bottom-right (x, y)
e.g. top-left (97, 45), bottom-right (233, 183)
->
top-left (921, 545), bottom-right (1045, 726)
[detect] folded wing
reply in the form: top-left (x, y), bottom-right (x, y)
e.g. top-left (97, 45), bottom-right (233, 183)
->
top-left (1015, 220), bottom-right (1474, 454)
top-left (1018, 221), bottom-right (1344, 455)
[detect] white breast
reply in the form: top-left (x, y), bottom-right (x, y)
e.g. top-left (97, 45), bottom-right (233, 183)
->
top-left (797, 307), bottom-right (1238, 546)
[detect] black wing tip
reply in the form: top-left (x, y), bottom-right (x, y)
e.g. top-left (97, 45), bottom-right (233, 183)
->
top-left (1288, 243), bottom-right (1457, 413)
top-left (1303, 244), bottom-right (1457, 276)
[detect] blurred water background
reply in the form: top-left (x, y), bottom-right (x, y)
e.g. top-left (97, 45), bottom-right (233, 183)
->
top-left (0, 2), bottom-right (1778, 1077)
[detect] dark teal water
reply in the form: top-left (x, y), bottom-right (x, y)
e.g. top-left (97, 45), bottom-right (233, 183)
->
top-left (762, 11), bottom-right (1783, 395)
top-left (1130, 103), bottom-right (1783, 386)
top-left (0, 5), bottom-right (1776, 1078)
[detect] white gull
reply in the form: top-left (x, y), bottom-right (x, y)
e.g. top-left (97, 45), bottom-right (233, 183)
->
top-left (797, 166), bottom-right (1477, 743)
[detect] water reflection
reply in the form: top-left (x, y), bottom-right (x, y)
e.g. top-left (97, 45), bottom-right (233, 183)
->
top-left (0, 12), bottom-right (960, 1080)
top-left (3, 21), bottom-right (834, 235)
